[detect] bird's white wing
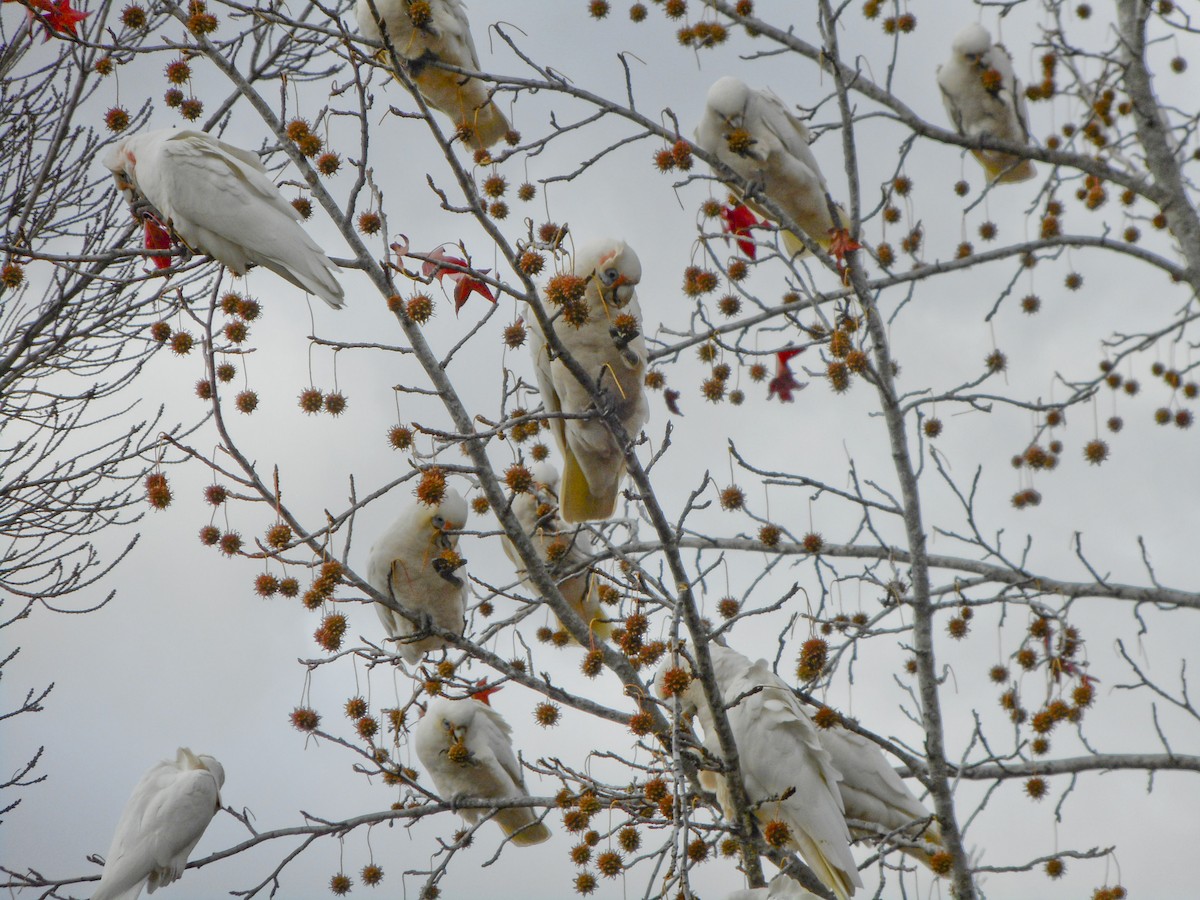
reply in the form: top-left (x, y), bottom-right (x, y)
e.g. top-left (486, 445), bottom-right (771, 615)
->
top-left (92, 763), bottom-right (219, 900)
top-left (440, 0), bottom-right (483, 72)
top-left (469, 704), bottom-right (526, 792)
top-left (525, 313), bottom-right (567, 457)
top-left (752, 90), bottom-right (825, 188)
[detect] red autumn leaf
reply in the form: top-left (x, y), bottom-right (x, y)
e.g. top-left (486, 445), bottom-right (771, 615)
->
top-left (144, 216), bottom-right (173, 270)
top-left (470, 678), bottom-right (502, 706)
top-left (40, 0), bottom-right (88, 38)
top-left (827, 228), bottom-right (862, 282)
top-left (719, 203), bottom-right (762, 260)
top-left (768, 347), bottom-right (807, 403)
top-left (420, 245), bottom-right (496, 314)
top-left (664, 389), bottom-right (683, 416)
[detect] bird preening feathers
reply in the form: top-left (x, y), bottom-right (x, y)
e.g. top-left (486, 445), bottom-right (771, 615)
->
top-left (91, 748), bottom-right (224, 900)
top-left (102, 128), bottom-right (345, 308)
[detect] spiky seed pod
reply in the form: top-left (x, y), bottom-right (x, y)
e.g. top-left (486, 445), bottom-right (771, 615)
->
top-left (563, 809), bottom-right (590, 832)
top-left (1065, 272), bottom-right (1083, 290)
top-left (922, 417), bottom-right (944, 439)
top-left (0, 262), bottom-right (24, 289)
top-left (1016, 648), bottom-right (1037, 670)
top-left (360, 864), bottom-right (383, 886)
top-left (194, 379), bottom-right (213, 400)
top-left (315, 152), bottom-right (340, 176)
top-left (989, 665), bottom-right (1009, 683)
top-left (1044, 857), bottom-right (1066, 879)
top-left (291, 707), bottom-right (320, 731)
top-left (516, 182), bottom-right (537, 202)
top-left (579, 648), bottom-right (605, 678)
top-left (234, 390), bottom-right (257, 414)
top-left (292, 198), bottom-right (313, 219)
top-left (216, 531), bottom-right (242, 556)
top-left (756, 524), bottom-right (782, 548)
top-left (545, 273), bottom-right (588, 306)
top-left (345, 697), bottom-right (368, 719)
top-left (405, 293), bottom-right (434, 324)
top-left (1024, 776), bottom-right (1048, 800)
top-left (827, 360), bottom-right (851, 392)
top-left (801, 532), bottom-right (823, 553)
top-left (571, 842), bottom-right (592, 865)
top-left (298, 388), bottom-right (324, 414)
top-left (144, 472), bottom-right (172, 509)
top-left (642, 777), bottom-right (669, 802)
top-left (203, 484), bottom-right (227, 506)
top-left (170, 330), bottom-right (194, 355)
top-left (534, 701), bottom-right (561, 727)
top-left (1083, 439), bottom-right (1109, 464)
top-left (928, 851), bottom-right (953, 875)
top-left (315, 613), bottom-right (348, 651)
top-left (274, 577), bottom-right (298, 598)
top-left (947, 617), bottom-right (968, 639)
top-left (187, 7), bottom-right (218, 35)
top-left (286, 119), bottom-right (311, 140)
top-left (324, 392), bottom-right (347, 416)
top-left (121, 4), bottom-right (147, 27)
top-left (659, 667), bottom-right (692, 697)
top-left (762, 819), bottom-right (791, 848)
top-left (199, 525), bottom-right (220, 546)
top-left (180, 97), bottom-right (204, 121)
top-left (796, 637), bottom-right (828, 681)
top-left (574, 872), bottom-right (597, 895)
top-left (686, 838), bottom-right (707, 862)
top-left (985, 350), bottom-right (1007, 373)
top-left (105, 106), bottom-right (131, 132)
top-left (812, 706), bottom-right (840, 729)
top-left (356, 716), bottom-right (379, 740)
top-left (535, 626), bottom-right (554, 644)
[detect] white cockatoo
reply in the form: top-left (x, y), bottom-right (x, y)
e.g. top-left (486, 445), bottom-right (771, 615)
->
top-left (528, 239), bottom-right (648, 523)
top-left (367, 487), bottom-right (469, 663)
top-left (414, 694), bottom-right (551, 845)
top-left (695, 76), bottom-right (847, 256)
top-left (727, 873), bottom-right (823, 900)
top-left (937, 23), bottom-right (1035, 184)
top-left (355, 0), bottom-right (509, 149)
top-left (102, 128), bottom-right (344, 308)
top-left (91, 748), bottom-right (224, 900)
top-left (815, 723), bottom-right (942, 865)
top-left (500, 461), bottom-right (612, 641)
top-left (657, 643), bottom-right (861, 900)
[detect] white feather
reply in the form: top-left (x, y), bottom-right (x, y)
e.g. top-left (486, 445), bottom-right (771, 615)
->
top-left (726, 873), bottom-right (824, 899)
top-left (366, 488), bottom-right (469, 663)
top-left (102, 128), bottom-right (344, 307)
top-left (92, 748), bottom-right (223, 900)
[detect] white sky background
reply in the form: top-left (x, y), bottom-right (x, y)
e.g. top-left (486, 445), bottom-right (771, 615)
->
top-left (3, 1), bottom-right (1199, 898)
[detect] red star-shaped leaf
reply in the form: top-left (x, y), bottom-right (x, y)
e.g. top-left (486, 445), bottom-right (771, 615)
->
top-left (664, 389), bottom-right (683, 416)
top-left (827, 228), bottom-right (862, 282)
top-left (469, 678), bottom-right (502, 706)
top-left (143, 216), bottom-right (174, 270)
top-left (41, 0), bottom-right (89, 38)
top-left (719, 203), bottom-right (763, 260)
top-left (767, 347), bottom-right (807, 403)
top-left (421, 245), bottom-right (496, 314)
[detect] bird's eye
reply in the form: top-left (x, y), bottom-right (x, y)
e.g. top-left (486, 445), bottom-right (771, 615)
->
top-left (442, 719), bottom-right (451, 729)
top-left (600, 267), bottom-right (620, 286)
top-left (432, 514), bottom-right (446, 529)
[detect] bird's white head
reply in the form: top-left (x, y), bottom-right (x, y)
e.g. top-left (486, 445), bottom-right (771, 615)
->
top-left (578, 239), bottom-right (641, 308)
top-left (529, 461), bottom-right (561, 497)
top-left (431, 697), bottom-right (478, 745)
top-left (199, 755), bottom-right (226, 790)
top-left (705, 76), bottom-right (752, 126)
top-left (952, 23), bottom-right (992, 62)
top-left (422, 486), bottom-right (469, 536)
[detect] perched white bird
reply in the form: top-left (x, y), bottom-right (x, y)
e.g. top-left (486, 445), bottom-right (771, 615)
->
top-left (695, 76), bottom-right (847, 256)
top-left (937, 23), bottom-right (1035, 184)
top-left (815, 723), bottom-right (941, 865)
top-left (727, 873), bottom-right (823, 900)
top-left (103, 129), bottom-right (344, 308)
top-left (414, 694), bottom-right (551, 845)
top-left (528, 240), bottom-right (648, 523)
top-left (658, 643), bottom-right (862, 900)
top-left (500, 461), bottom-right (612, 641)
top-left (92, 748), bottom-right (224, 900)
top-left (367, 487), bottom-right (469, 663)
top-left (355, 0), bottom-right (509, 150)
